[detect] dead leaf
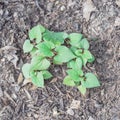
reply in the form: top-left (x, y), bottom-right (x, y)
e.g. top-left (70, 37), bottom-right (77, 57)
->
top-left (70, 99), bottom-right (80, 109)
top-left (29, 85), bottom-right (38, 90)
top-left (17, 73), bottom-right (23, 84)
top-left (83, 0), bottom-right (96, 21)
top-left (50, 77), bottom-right (57, 83)
top-left (22, 78), bottom-right (32, 86)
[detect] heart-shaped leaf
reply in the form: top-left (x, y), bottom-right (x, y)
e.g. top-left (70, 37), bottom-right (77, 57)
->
top-left (42, 70), bottom-right (53, 79)
top-left (29, 25), bottom-right (44, 43)
top-left (69, 33), bottom-right (83, 48)
top-left (23, 40), bottom-right (33, 53)
top-left (54, 46), bottom-right (76, 64)
top-left (76, 58), bottom-right (83, 69)
top-left (32, 58), bottom-right (50, 70)
top-left (80, 38), bottom-right (89, 49)
top-left (83, 50), bottom-right (93, 59)
top-left (30, 48), bottom-right (38, 57)
top-left (36, 42), bottom-right (54, 57)
top-left (63, 76), bottom-right (75, 86)
top-left (82, 73), bottom-right (100, 88)
top-left (43, 30), bottom-right (68, 45)
top-left (67, 58), bottom-right (82, 70)
top-left (67, 69), bottom-right (83, 82)
top-left (30, 71), bottom-right (44, 87)
top-left (87, 54), bottom-right (95, 63)
top-left (22, 63), bottom-right (31, 78)
top-left (77, 85), bottom-right (86, 95)
top-left (31, 55), bottom-right (44, 65)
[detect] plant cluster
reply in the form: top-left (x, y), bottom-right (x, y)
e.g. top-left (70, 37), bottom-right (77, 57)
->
top-left (22, 25), bottom-right (100, 95)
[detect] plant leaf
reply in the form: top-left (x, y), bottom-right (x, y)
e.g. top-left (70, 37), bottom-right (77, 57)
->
top-left (39, 24), bottom-right (46, 33)
top-left (30, 71), bottom-right (44, 87)
top-left (76, 58), bottom-right (83, 69)
top-left (54, 46), bottom-right (76, 64)
top-left (69, 33), bottom-right (83, 48)
top-left (43, 30), bottom-right (68, 45)
top-left (82, 73), bottom-right (100, 88)
top-left (75, 49), bottom-right (83, 56)
top-left (77, 85), bottom-right (86, 95)
top-left (83, 50), bottom-right (93, 59)
top-left (42, 70), bottom-right (53, 79)
top-left (81, 56), bottom-right (88, 66)
top-left (23, 40), bottom-right (33, 53)
top-left (80, 38), bottom-right (89, 49)
top-left (87, 54), bottom-right (95, 63)
top-left (67, 58), bottom-right (82, 70)
top-left (29, 25), bottom-right (43, 43)
top-left (36, 42), bottom-right (54, 57)
top-left (31, 55), bottom-right (44, 66)
top-left (22, 63), bottom-right (31, 78)
top-left (32, 58), bottom-right (50, 70)
top-left (63, 76), bottom-right (75, 86)
top-left (67, 69), bottom-right (83, 82)
top-left (30, 48), bottom-right (38, 57)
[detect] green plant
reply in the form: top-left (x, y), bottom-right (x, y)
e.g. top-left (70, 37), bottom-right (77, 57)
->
top-left (22, 24), bottom-right (100, 95)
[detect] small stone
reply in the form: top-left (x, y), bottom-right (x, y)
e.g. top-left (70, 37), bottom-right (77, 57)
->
top-left (67, 108), bottom-right (74, 116)
top-left (13, 12), bottom-right (18, 19)
top-left (34, 114), bottom-right (39, 119)
top-left (114, 17), bottom-right (120, 26)
top-left (1, 58), bottom-right (5, 62)
top-left (4, 10), bottom-right (9, 16)
top-left (96, 58), bottom-right (103, 63)
top-left (60, 5), bottom-right (66, 11)
top-left (88, 116), bottom-right (94, 120)
top-left (0, 9), bottom-right (3, 16)
top-left (116, 0), bottom-right (120, 7)
top-left (55, 1), bottom-right (59, 5)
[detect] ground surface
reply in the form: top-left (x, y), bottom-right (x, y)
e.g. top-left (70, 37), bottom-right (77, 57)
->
top-left (0, 0), bottom-right (120, 120)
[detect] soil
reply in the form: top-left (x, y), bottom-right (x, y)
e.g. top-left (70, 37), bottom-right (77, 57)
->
top-left (0, 0), bottom-right (120, 120)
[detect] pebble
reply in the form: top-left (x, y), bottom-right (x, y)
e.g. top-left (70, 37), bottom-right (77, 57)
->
top-left (4, 10), bottom-right (9, 17)
top-left (0, 9), bottom-right (3, 16)
top-left (96, 58), bottom-right (103, 64)
top-left (60, 5), bottom-right (66, 11)
top-left (13, 12), bottom-right (18, 19)
top-left (88, 116), bottom-right (95, 120)
top-left (67, 108), bottom-right (74, 116)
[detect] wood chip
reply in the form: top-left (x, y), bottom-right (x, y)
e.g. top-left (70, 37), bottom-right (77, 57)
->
top-left (83, 0), bottom-right (96, 21)
top-left (17, 73), bottom-right (23, 84)
top-left (4, 91), bottom-right (17, 106)
top-left (70, 99), bottom-right (80, 109)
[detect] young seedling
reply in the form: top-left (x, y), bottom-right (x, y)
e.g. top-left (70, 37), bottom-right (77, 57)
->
top-left (22, 24), bottom-right (100, 95)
